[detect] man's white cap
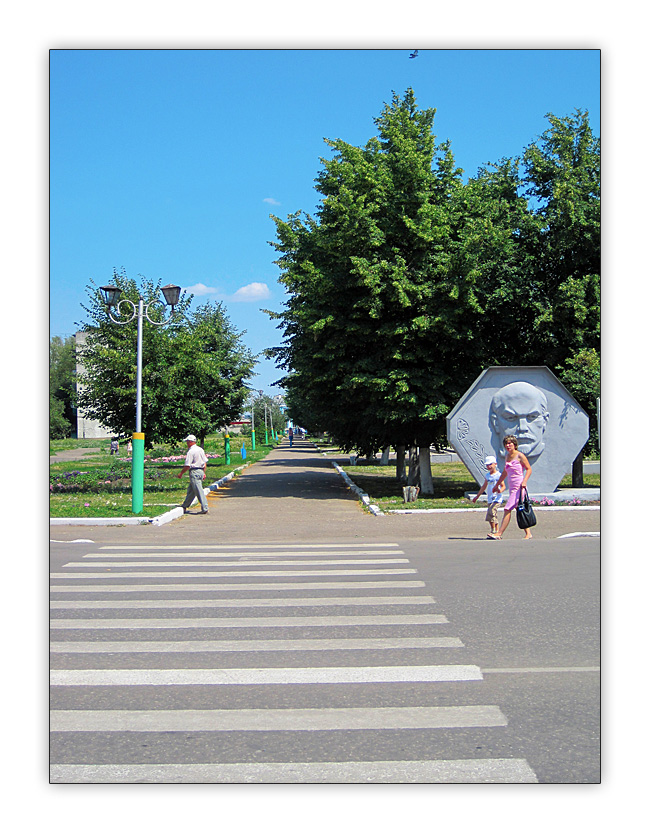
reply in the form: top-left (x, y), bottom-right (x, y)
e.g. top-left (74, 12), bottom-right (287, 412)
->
top-left (485, 455), bottom-right (497, 465)
top-left (183, 434), bottom-right (197, 442)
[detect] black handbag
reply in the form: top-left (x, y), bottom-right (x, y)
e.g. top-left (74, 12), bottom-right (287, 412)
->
top-left (516, 487), bottom-right (537, 529)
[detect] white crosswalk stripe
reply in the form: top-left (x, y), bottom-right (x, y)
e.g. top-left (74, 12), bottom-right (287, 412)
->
top-left (50, 759), bottom-right (538, 784)
top-left (50, 637), bottom-right (464, 653)
top-left (50, 665), bottom-right (483, 686)
top-left (50, 595), bottom-right (437, 609)
top-left (50, 541), bottom-right (538, 783)
top-left (61, 559), bottom-right (410, 568)
top-left (51, 705), bottom-right (506, 731)
top-left (50, 614), bottom-right (449, 629)
top-left (50, 580), bottom-right (427, 592)
top-left (50, 568), bottom-right (417, 578)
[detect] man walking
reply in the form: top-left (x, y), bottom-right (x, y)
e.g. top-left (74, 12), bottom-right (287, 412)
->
top-left (177, 434), bottom-right (209, 514)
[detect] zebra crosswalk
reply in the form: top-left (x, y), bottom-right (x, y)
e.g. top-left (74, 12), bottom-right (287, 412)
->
top-left (50, 541), bottom-right (538, 783)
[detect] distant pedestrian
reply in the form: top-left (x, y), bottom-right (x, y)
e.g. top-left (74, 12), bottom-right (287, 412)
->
top-left (177, 434), bottom-right (209, 514)
top-left (110, 438), bottom-right (119, 455)
top-left (288, 426), bottom-right (294, 447)
top-left (472, 455), bottom-right (504, 537)
top-left (127, 439), bottom-right (133, 455)
top-left (489, 435), bottom-right (532, 540)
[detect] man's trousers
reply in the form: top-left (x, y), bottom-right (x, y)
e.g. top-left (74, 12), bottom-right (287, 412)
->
top-left (182, 469), bottom-right (208, 512)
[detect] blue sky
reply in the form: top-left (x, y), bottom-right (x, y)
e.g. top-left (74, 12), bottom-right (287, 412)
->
top-left (50, 48), bottom-right (600, 393)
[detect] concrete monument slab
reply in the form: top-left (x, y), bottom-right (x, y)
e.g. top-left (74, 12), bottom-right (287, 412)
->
top-left (446, 366), bottom-right (589, 494)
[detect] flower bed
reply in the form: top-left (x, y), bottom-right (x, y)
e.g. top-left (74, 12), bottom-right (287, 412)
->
top-left (49, 436), bottom-right (280, 517)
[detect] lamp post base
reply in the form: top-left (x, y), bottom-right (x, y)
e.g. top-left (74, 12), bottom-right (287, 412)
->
top-left (131, 432), bottom-right (145, 514)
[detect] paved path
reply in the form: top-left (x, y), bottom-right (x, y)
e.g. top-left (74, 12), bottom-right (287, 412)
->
top-left (50, 446), bottom-right (105, 463)
top-left (50, 438), bottom-right (600, 545)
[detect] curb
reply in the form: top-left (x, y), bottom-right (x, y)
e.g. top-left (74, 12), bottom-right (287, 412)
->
top-left (327, 459), bottom-right (383, 516)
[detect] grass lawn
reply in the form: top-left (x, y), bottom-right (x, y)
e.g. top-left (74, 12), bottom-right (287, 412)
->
top-left (50, 434), bottom-right (280, 519)
top-left (320, 448), bottom-right (600, 513)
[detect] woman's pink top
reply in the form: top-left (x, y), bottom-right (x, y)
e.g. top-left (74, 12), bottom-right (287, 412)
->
top-left (504, 457), bottom-right (524, 510)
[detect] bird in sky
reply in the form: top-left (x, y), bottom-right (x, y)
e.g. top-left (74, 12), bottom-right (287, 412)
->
top-left (409, 50), bottom-right (419, 59)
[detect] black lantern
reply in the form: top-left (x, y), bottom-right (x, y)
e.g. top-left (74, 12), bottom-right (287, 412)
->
top-left (99, 285), bottom-right (122, 307)
top-left (161, 284), bottom-right (181, 309)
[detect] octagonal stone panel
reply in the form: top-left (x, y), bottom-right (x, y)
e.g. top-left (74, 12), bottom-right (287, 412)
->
top-left (446, 366), bottom-right (589, 494)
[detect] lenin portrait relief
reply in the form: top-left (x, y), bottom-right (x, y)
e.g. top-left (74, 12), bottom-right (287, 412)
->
top-left (447, 367), bottom-right (589, 494)
top-left (489, 381), bottom-right (551, 464)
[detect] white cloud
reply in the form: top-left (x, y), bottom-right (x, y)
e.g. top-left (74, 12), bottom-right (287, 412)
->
top-left (183, 282), bottom-right (220, 297)
top-left (263, 197), bottom-right (281, 206)
top-left (230, 282), bottom-right (272, 302)
top-left (183, 281), bottom-right (272, 304)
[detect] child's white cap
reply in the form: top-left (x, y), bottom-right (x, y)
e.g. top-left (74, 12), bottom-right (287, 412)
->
top-left (485, 456), bottom-right (497, 466)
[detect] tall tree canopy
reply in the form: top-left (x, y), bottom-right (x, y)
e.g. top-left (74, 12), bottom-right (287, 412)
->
top-left (76, 270), bottom-right (256, 445)
top-left (269, 90), bottom-right (469, 456)
top-left (522, 109), bottom-right (600, 368)
top-left (267, 90), bottom-right (600, 464)
top-left (50, 335), bottom-right (77, 438)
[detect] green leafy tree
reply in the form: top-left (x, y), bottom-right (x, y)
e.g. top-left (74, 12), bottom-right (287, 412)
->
top-left (557, 347), bottom-right (600, 455)
top-left (76, 270), bottom-right (256, 446)
top-left (269, 92), bottom-right (468, 459)
top-left (522, 110), bottom-right (600, 367)
top-left (247, 393), bottom-right (284, 438)
top-left (50, 335), bottom-right (77, 438)
top-left (445, 158), bottom-right (542, 366)
top-left (268, 96), bottom-right (600, 484)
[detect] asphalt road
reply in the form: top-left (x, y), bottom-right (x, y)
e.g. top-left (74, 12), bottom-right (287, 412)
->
top-left (49, 535), bottom-right (599, 784)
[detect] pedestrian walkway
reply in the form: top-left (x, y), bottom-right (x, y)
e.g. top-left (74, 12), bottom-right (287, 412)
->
top-left (49, 446), bottom-right (104, 464)
top-left (201, 437), bottom-right (362, 540)
top-left (50, 438), bottom-right (600, 543)
top-left (50, 540), bottom-right (538, 783)
top-left (191, 438), bottom-right (598, 544)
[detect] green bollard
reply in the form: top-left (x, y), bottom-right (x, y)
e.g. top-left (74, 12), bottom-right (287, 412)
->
top-left (251, 429), bottom-right (256, 451)
top-left (225, 433), bottom-right (231, 465)
top-left (131, 432), bottom-right (145, 514)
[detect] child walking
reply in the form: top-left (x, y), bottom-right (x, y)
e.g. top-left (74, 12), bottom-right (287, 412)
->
top-left (472, 455), bottom-right (504, 538)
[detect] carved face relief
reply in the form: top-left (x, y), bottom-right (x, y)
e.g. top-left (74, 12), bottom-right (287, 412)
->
top-left (446, 367), bottom-right (589, 494)
top-left (489, 382), bottom-right (550, 459)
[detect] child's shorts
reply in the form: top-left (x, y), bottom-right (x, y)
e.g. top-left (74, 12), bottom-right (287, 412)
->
top-left (486, 502), bottom-right (501, 523)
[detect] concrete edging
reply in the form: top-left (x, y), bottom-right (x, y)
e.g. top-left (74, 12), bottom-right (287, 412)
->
top-left (326, 459), bottom-right (383, 516)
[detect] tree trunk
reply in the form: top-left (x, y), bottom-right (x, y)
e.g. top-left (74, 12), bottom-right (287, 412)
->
top-left (419, 445), bottom-right (434, 495)
top-left (572, 449), bottom-right (584, 488)
top-left (407, 446), bottom-right (420, 486)
top-left (396, 445), bottom-right (407, 483)
top-left (380, 447), bottom-right (390, 465)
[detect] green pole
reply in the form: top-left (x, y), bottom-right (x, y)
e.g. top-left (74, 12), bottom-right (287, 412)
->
top-left (225, 432), bottom-right (231, 465)
top-left (251, 429), bottom-right (256, 451)
top-left (265, 428), bottom-right (269, 445)
top-left (131, 432), bottom-right (145, 514)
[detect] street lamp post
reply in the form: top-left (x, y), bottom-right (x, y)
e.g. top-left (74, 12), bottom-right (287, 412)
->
top-left (100, 283), bottom-right (181, 514)
top-left (250, 390), bottom-right (262, 451)
top-left (250, 392), bottom-right (256, 451)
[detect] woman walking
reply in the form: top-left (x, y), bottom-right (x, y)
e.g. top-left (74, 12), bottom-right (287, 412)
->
top-left (488, 435), bottom-right (533, 540)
